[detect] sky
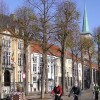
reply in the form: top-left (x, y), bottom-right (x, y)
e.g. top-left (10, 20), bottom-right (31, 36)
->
top-left (4, 0), bottom-right (100, 33)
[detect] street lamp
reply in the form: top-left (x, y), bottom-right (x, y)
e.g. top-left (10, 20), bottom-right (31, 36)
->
top-left (95, 69), bottom-right (97, 85)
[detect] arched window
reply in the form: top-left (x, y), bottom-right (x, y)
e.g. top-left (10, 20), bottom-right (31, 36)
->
top-left (4, 70), bottom-right (10, 86)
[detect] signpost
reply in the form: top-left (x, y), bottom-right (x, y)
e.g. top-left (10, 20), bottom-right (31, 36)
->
top-left (22, 73), bottom-right (26, 92)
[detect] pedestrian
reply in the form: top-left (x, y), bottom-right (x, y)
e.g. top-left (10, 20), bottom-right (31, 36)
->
top-left (51, 82), bottom-right (62, 100)
top-left (68, 81), bottom-right (81, 100)
top-left (93, 84), bottom-right (100, 100)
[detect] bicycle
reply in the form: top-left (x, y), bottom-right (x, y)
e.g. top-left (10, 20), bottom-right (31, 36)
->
top-left (51, 94), bottom-right (62, 100)
top-left (68, 94), bottom-right (79, 100)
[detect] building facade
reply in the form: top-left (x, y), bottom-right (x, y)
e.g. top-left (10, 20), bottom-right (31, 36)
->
top-left (0, 30), bottom-right (24, 98)
top-left (0, 30), bottom-right (97, 98)
top-left (29, 44), bottom-right (83, 93)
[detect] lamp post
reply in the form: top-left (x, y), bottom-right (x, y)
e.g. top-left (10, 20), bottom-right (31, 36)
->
top-left (95, 69), bottom-right (97, 85)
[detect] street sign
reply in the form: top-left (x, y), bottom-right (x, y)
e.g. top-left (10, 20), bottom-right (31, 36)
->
top-left (22, 73), bottom-right (26, 79)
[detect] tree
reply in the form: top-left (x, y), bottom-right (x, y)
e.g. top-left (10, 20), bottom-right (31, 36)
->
top-left (14, 6), bottom-right (38, 95)
top-left (93, 26), bottom-right (100, 86)
top-left (80, 35), bottom-right (94, 89)
top-left (27, 0), bottom-right (57, 98)
top-left (0, 0), bottom-right (9, 14)
top-left (55, 0), bottom-right (80, 95)
top-left (0, 0), bottom-right (10, 30)
top-left (66, 31), bottom-right (80, 85)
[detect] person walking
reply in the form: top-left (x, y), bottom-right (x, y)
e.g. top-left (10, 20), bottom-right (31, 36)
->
top-left (93, 84), bottom-right (100, 100)
top-left (68, 81), bottom-right (81, 100)
top-left (51, 82), bottom-right (62, 100)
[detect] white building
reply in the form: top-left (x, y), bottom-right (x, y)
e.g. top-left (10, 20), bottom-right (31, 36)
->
top-left (29, 52), bottom-right (58, 92)
top-left (29, 43), bottom-right (83, 93)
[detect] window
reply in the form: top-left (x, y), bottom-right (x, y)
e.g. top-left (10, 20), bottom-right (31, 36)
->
top-left (47, 58), bottom-right (50, 63)
top-left (7, 40), bottom-right (10, 47)
top-left (51, 66), bottom-right (53, 73)
top-left (48, 68), bottom-right (49, 73)
top-left (79, 70), bottom-right (81, 76)
top-left (39, 57), bottom-right (43, 63)
top-left (33, 64), bottom-right (36, 72)
top-left (18, 53), bottom-right (23, 66)
top-left (33, 77), bottom-right (36, 82)
top-left (7, 52), bottom-right (10, 65)
top-left (2, 52), bottom-right (6, 65)
top-left (40, 67), bottom-right (42, 73)
top-left (51, 58), bottom-right (54, 63)
top-left (18, 41), bottom-right (22, 49)
top-left (2, 51), bottom-right (11, 65)
top-left (33, 56), bottom-right (37, 63)
top-left (18, 71), bottom-right (22, 82)
top-left (2, 39), bottom-right (11, 47)
top-left (68, 59), bottom-right (71, 64)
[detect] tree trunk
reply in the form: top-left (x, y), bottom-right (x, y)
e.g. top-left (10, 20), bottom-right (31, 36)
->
top-left (71, 50), bottom-right (75, 85)
top-left (45, 51), bottom-right (48, 93)
top-left (98, 38), bottom-right (100, 86)
top-left (41, 52), bottom-right (46, 98)
top-left (87, 48), bottom-right (93, 88)
top-left (76, 54), bottom-right (79, 83)
top-left (61, 41), bottom-right (66, 95)
top-left (81, 49), bottom-right (84, 90)
top-left (24, 45), bottom-right (29, 95)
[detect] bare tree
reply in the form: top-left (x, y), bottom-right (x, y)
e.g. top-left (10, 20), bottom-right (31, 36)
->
top-left (55, 0), bottom-right (80, 95)
top-left (93, 26), bottom-right (100, 86)
top-left (80, 35), bottom-right (94, 89)
top-left (0, 0), bottom-right (10, 29)
top-left (66, 31), bottom-right (80, 85)
top-left (14, 6), bottom-right (38, 95)
top-left (27, 0), bottom-right (57, 98)
top-left (0, 0), bottom-right (9, 14)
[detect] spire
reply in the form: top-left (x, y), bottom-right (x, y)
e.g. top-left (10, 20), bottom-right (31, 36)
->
top-left (82, 1), bottom-right (89, 33)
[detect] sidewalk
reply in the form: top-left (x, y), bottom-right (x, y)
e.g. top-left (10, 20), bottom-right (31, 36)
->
top-left (26, 92), bottom-right (71, 100)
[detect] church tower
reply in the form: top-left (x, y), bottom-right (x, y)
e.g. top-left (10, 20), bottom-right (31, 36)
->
top-left (80, 1), bottom-right (94, 90)
top-left (81, 1), bottom-right (91, 38)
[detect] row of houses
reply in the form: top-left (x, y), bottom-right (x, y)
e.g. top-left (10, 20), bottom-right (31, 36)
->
top-left (0, 2), bottom-right (98, 98)
top-left (0, 29), bottom-right (98, 98)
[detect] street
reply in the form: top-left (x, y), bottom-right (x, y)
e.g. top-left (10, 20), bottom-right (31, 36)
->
top-left (26, 89), bottom-right (100, 100)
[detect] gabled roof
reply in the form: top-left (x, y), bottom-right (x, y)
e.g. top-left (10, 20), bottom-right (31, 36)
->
top-left (30, 42), bottom-right (98, 69)
top-left (0, 28), bottom-right (15, 36)
top-left (30, 42), bottom-right (81, 62)
top-left (30, 42), bottom-right (61, 57)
